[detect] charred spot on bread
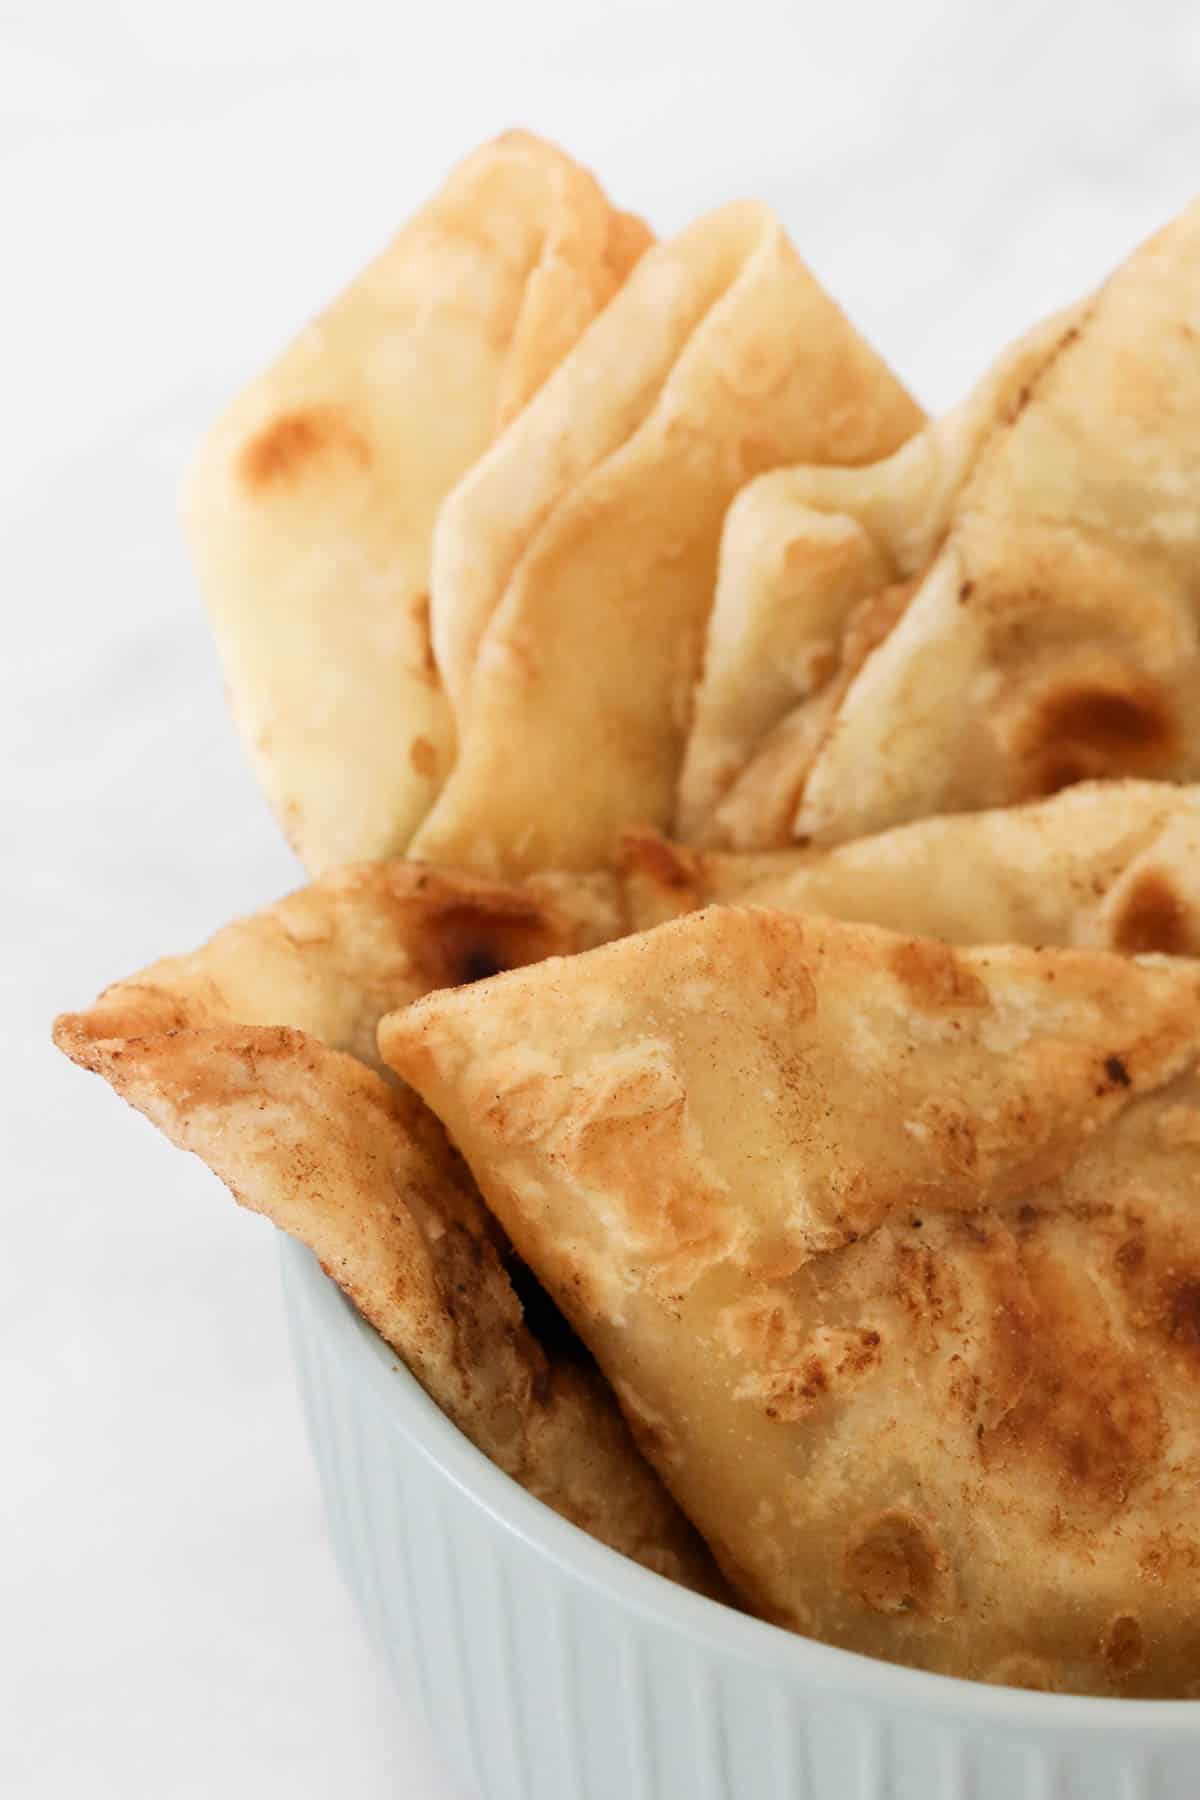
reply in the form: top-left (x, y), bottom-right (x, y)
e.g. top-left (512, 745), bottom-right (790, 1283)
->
top-left (238, 406), bottom-right (371, 491)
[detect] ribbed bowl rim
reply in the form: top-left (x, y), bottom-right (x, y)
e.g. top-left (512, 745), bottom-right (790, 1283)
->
top-left (285, 1237), bottom-right (1200, 1741)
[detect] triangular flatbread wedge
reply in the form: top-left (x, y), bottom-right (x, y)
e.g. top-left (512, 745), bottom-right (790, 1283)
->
top-left (185, 131), bottom-right (651, 874)
top-left (383, 907), bottom-right (1200, 1694)
top-left (694, 197), bottom-right (1200, 851)
top-left (623, 780), bottom-right (1200, 954)
top-left (53, 863), bottom-right (722, 1595)
top-left (410, 201), bottom-right (922, 876)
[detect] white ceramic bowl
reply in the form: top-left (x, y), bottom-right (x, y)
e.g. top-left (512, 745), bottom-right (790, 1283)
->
top-left (280, 1238), bottom-right (1200, 1800)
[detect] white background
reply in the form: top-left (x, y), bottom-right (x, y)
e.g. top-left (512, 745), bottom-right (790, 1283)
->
top-left (5, 3), bottom-right (1200, 1795)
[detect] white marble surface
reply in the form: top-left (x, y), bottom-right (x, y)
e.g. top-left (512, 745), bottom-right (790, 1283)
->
top-left (6, 3), bottom-right (1200, 1794)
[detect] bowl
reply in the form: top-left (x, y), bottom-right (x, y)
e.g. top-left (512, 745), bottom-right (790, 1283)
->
top-left (279, 1237), bottom-right (1200, 1800)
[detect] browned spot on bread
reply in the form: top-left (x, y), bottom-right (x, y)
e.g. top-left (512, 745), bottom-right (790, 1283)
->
top-left (411, 896), bottom-right (562, 988)
top-left (889, 938), bottom-right (989, 1011)
top-left (409, 735), bottom-right (439, 780)
top-left (1166, 1277), bottom-right (1200, 1352)
top-left (1135, 1533), bottom-right (1200, 1587)
top-left (579, 1105), bottom-right (734, 1287)
top-left (238, 407), bottom-right (370, 490)
top-left (969, 1290), bottom-right (1036, 1429)
top-left (530, 1049), bottom-right (736, 1294)
top-left (734, 1327), bottom-right (882, 1422)
top-left (909, 1097), bottom-right (980, 1176)
top-left (1113, 870), bottom-right (1197, 956)
top-left (409, 593), bottom-right (439, 689)
top-left (880, 1220), bottom-right (1034, 1430)
top-left (946, 1356), bottom-right (982, 1419)
top-left (891, 1238), bottom-right (960, 1341)
top-left (1115, 1234), bottom-right (1145, 1275)
top-left (375, 865), bottom-right (582, 1001)
top-left (726, 1317), bottom-right (888, 1425)
top-left (475, 1070), bottom-right (563, 1149)
top-left (984, 1250), bottom-right (1165, 1515)
top-left (1111, 1216), bottom-right (1200, 1373)
top-left (843, 1510), bottom-right (953, 1618)
top-left (1020, 680), bottom-right (1176, 797)
top-left (1100, 1613), bottom-right (1145, 1676)
top-left (748, 915), bottom-right (821, 1023)
top-left (718, 1292), bottom-right (810, 1365)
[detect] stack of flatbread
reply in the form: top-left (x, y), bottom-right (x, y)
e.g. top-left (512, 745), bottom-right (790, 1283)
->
top-left (56, 132), bottom-right (1200, 1697)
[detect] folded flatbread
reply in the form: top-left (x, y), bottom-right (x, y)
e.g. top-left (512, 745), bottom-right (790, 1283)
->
top-left (411, 200), bottom-right (922, 876)
top-left (383, 907), bottom-right (1200, 1694)
top-left (622, 780), bottom-right (1200, 955)
top-left (692, 197), bottom-right (1200, 851)
top-left (185, 131), bottom-right (651, 874)
top-left (677, 309), bottom-right (1079, 842)
top-left (52, 862), bottom-right (722, 1594)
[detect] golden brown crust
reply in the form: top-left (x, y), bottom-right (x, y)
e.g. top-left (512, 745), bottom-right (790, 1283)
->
top-left (1111, 869), bottom-right (1200, 956)
top-left (65, 162), bottom-right (1200, 1694)
top-left (842, 1510), bottom-right (955, 1620)
top-left (52, 861), bottom-right (723, 1598)
top-left (382, 907), bottom-right (1200, 1694)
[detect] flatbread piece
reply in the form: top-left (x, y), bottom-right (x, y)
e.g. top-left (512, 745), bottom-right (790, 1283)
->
top-left (383, 906), bottom-right (1200, 1693)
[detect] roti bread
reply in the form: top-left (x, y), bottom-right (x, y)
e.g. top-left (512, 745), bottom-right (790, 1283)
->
top-left (695, 199), bottom-right (1200, 850)
top-left (411, 200), bottom-right (922, 876)
top-left (53, 862), bottom-right (722, 1593)
top-left (677, 310), bottom-right (1079, 842)
top-left (382, 907), bottom-right (1200, 1694)
top-left (185, 131), bottom-right (650, 874)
